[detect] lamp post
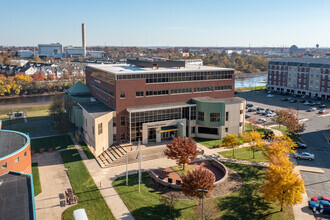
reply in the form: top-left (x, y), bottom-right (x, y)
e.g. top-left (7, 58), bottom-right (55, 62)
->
top-left (197, 189), bottom-right (208, 220)
top-left (126, 146), bottom-right (128, 186)
top-left (136, 140), bottom-right (141, 192)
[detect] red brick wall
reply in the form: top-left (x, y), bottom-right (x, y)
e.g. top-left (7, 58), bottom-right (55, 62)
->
top-left (0, 142), bottom-right (32, 175)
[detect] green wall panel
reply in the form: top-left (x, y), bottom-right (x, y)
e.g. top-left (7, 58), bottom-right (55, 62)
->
top-left (192, 99), bottom-right (225, 127)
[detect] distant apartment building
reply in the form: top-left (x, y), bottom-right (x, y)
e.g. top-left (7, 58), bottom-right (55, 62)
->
top-left (17, 50), bottom-right (33, 59)
top-left (267, 58), bottom-right (330, 99)
top-left (67, 58), bottom-right (245, 158)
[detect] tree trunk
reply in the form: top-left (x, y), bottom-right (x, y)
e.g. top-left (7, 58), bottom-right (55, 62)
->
top-left (233, 149), bottom-right (235, 157)
top-left (252, 149), bottom-right (255, 159)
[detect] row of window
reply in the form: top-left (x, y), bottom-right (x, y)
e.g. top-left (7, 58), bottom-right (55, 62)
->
top-left (215, 85), bottom-right (232, 91)
top-left (146, 90), bottom-right (169, 96)
top-left (171, 88), bottom-right (192, 94)
top-left (198, 112), bottom-right (220, 122)
top-left (116, 70), bottom-right (234, 83)
top-left (91, 82), bottom-right (114, 97)
top-left (1, 152), bottom-right (27, 169)
top-left (194, 86), bottom-right (213, 93)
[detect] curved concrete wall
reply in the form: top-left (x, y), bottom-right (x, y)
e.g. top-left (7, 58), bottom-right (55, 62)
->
top-left (193, 99), bottom-right (225, 127)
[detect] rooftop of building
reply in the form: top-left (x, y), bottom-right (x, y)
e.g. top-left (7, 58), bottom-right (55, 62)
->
top-left (87, 63), bottom-right (234, 75)
top-left (269, 57), bottom-right (330, 67)
top-left (0, 130), bottom-right (29, 159)
top-left (0, 172), bottom-right (35, 220)
top-left (192, 96), bottom-right (246, 104)
top-left (65, 81), bottom-right (91, 95)
top-left (79, 101), bottom-right (114, 118)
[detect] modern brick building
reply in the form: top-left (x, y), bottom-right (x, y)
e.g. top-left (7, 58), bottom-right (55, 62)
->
top-left (73, 58), bottom-right (245, 157)
top-left (0, 129), bottom-right (32, 175)
top-left (267, 58), bottom-right (330, 99)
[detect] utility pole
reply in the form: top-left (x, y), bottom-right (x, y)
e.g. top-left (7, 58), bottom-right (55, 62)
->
top-left (197, 189), bottom-right (208, 220)
top-left (126, 146), bottom-right (128, 186)
top-left (138, 140), bottom-right (141, 192)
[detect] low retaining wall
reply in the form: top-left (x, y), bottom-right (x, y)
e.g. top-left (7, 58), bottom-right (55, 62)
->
top-left (148, 170), bottom-right (182, 190)
top-left (211, 159), bottom-right (228, 185)
top-left (149, 159), bottom-right (228, 189)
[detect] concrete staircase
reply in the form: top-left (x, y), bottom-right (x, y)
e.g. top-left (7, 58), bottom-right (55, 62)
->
top-left (96, 144), bottom-right (127, 168)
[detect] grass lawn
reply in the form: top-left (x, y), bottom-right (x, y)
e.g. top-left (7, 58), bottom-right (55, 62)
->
top-left (0, 104), bottom-right (51, 127)
top-left (60, 150), bottom-right (115, 220)
top-left (194, 138), bottom-right (223, 148)
top-left (272, 126), bottom-right (289, 136)
top-left (112, 162), bottom-right (294, 220)
top-left (245, 123), bottom-right (269, 135)
top-left (80, 141), bottom-right (95, 159)
top-left (219, 148), bottom-right (267, 162)
top-left (13, 126), bottom-right (37, 133)
top-left (31, 135), bottom-right (74, 152)
top-left (32, 163), bottom-right (42, 196)
top-left (170, 164), bottom-right (194, 176)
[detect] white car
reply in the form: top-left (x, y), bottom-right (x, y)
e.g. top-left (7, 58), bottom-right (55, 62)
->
top-left (257, 118), bottom-right (267, 123)
top-left (266, 113), bottom-right (276, 117)
top-left (267, 94), bottom-right (274, 98)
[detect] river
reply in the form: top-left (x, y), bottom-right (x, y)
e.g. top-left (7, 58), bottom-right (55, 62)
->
top-left (0, 73), bottom-right (267, 106)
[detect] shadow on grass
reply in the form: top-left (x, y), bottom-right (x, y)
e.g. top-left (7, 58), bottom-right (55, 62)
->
top-left (131, 204), bottom-right (182, 220)
top-left (218, 183), bottom-right (273, 220)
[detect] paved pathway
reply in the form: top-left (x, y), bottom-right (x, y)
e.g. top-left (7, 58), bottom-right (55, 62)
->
top-left (33, 151), bottom-right (74, 220)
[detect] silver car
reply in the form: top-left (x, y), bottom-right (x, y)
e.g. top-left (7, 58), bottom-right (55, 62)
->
top-left (294, 152), bottom-right (315, 160)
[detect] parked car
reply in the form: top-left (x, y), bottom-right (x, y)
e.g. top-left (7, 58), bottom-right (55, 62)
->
top-left (294, 152), bottom-right (315, 160)
top-left (246, 103), bottom-right (254, 107)
top-left (301, 95), bottom-right (306, 99)
top-left (304, 101), bottom-right (311, 105)
top-left (289, 99), bottom-right (297, 103)
top-left (319, 104), bottom-right (327, 108)
top-left (256, 107), bottom-right (265, 111)
top-left (266, 113), bottom-right (276, 117)
top-left (295, 142), bottom-right (307, 149)
top-left (281, 98), bottom-right (289, 101)
top-left (257, 118), bottom-right (267, 123)
top-left (316, 101), bottom-right (322, 105)
top-left (309, 102), bottom-right (317, 106)
top-left (248, 108), bottom-right (256, 112)
top-left (265, 109), bottom-right (274, 113)
top-left (267, 94), bottom-right (274, 98)
top-left (299, 99), bottom-right (306, 103)
top-left (319, 110), bottom-right (328, 114)
top-left (309, 200), bottom-right (330, 213)
top-left (306, 107), bottom-right (317, 112)
top-left (245, 114), bottom-right (251, 119)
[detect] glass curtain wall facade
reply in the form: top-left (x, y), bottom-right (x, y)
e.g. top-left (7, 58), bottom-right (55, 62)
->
top-left (128, 105), bottom-right (196, 142)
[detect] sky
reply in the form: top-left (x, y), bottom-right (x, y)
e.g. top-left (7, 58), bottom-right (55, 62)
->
top-left (1, 0), bottom-right (330, 47)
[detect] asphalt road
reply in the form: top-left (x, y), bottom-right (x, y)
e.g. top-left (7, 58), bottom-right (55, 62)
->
top-left (237, 90), bottom-right (330, 219)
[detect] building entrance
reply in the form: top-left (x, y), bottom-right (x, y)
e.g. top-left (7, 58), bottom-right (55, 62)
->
top-left (148, 128), bottom-right (156, 141)
top-left (161, 131), bottom-right (177, 140)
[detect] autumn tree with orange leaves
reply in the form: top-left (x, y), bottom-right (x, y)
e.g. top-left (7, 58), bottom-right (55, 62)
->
top-left (181, 167), bottom-right (215, 198)
top-left (164, 137), bottom-right (198, 170)
top-left (261, 135), bottom-right (305, 212)
top-left (241, 130), bottom-right (265, 159)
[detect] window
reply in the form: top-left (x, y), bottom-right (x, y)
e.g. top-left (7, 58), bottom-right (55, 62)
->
top-left (113, 134), bottom-right (116, 141)
top-left (120, 92), bottom-right (125, 99)
top-left (171, 88), bottom-right (192, 94)
top-left (215, 85), bottom-right (232, 91)
top-left (121, 133), bottom-right (125, 141)
top-left (240, 110), bottom-right (243, 114)
top-left (1, 162), bottom-right (7, 169)
top-left (226, 112), bottom-right (229, 121)
top-left (15, 157), bottom-right (19, 163)
top-left (225, 127), bottom-right (228, 132)
top-left (98, 123), bottom-right (103, 135)
top-left (136, 91), bottom-right (144, 97)
top-left (190, 106), bottom-right (196, 120)
top-left (24, 151), bottom-right (27, 157)
top-left (146, 90), bottom-right (169, 96)
top-left (194, 86), bottom-right (213, 93)
top-left (113, 117), bottom-right (116, 127)
top-left (198, 111), bottom-right (204, 121)
top-left (198, 127), bottom-right (218, 135)
top-left (92, 126), bottom-right (94, 135)
top-left (192, 127), bottom-right (196, 134)
top-left (120, 116), bottom-right (125, 126)
top-left (210, 113), bottom-right (220, 122)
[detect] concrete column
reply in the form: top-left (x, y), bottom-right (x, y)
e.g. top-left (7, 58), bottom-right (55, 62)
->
top-left (156, 129), bottom-right (161, 143)
top-left (142, 126), bottom-right (148, 145)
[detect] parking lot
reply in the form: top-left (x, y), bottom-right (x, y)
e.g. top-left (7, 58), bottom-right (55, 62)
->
top-left (237, 90), bottom-right (330, 219)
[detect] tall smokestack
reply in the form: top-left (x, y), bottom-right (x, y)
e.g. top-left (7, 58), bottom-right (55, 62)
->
top-left (82, 23), bottom-right (86, 57)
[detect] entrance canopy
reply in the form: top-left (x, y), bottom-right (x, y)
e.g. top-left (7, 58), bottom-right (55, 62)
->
top-left (159, 125), bottom-right (178, 133)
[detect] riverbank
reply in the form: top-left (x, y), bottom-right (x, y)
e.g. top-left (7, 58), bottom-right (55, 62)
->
top-left (0, 102), bottom-right (53, 111)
